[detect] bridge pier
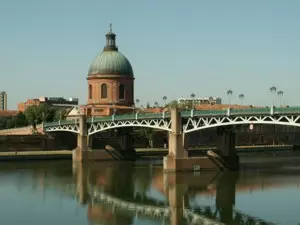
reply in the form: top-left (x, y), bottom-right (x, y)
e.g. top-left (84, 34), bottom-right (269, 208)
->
top-left (73, 115), bottom-right (89, 162)
top-left (164, 108), bottom-right (220, 172)
top-left (215, 126), bottom-right (239, 170)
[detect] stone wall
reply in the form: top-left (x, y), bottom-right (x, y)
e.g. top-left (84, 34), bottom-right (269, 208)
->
top-left (0, 124), bottom-right (44, 135)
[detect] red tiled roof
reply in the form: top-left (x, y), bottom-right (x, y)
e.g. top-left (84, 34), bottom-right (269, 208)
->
top-left (0, 110), bottom-right (19, 117)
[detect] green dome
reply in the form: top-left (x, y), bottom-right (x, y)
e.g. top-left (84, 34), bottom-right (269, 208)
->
top-left (88, 51), bottom-right (133, 76)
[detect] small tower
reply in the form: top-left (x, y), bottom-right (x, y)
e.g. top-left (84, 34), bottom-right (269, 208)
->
top-left (104, 24), bottom-right (118, 51)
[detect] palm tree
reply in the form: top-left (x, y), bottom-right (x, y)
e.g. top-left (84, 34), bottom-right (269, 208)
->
top-left (190, 93), bottom-right (195, 109)
top-left (277, 90), bottom-right (283, 106)
top-left (269, 86), bottom-right (277, 106)
top-left (162, 96), bottom-right (167, 106)
top-left (227, 89), bottom-right (233, 107)
top-left (135, 98), bottom-right (140, 107)
top-left (154, 101), bottom-right (159, 108)
top-left (238, 93), bottom-right (245, 106)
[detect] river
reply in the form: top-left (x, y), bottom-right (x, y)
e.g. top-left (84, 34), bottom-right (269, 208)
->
top-left (0, 154), bottom-right (300, 225)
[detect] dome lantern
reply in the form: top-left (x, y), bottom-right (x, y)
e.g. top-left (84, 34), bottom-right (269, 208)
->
top-left (104, 23), bottom-right (118, 51)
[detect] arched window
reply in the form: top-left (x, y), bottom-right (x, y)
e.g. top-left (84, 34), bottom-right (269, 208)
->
top-left (101, 83), bottom-right (107, 99)
top-left (119, 84), bottom-right (125, 99)
top-left (89, 85), bottom-right (92, 99)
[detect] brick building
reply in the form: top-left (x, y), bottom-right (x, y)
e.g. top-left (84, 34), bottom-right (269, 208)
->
top-left (82, 24), bottom-right (134, 116)
top-left (18, 97), bottom-right (78, 112)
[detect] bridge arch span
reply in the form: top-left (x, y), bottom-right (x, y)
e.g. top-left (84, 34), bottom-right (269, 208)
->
top-left (183, 115), bottom-right (300, 133)
top-left (88, 119), bottom-right (171, 136)
top-left (44, 124), bottom-right (80, 134)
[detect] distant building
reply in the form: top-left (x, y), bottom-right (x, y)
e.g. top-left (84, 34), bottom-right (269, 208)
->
top-left (18, 97), bottom-right (79, 112)
top-left (0, 110), bottom-right (18, 118)
top-left (0, 91), bottom-right (7, 110)
top-left (177, 96), bottom-right (222, 105)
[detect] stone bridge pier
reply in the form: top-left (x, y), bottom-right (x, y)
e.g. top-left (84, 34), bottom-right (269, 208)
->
top-left (215, 126), bottom-right (239, 170)
top-left (164, 108), bottom-right (232, 172)
top-left (73, 116), bottom-right (135, 162)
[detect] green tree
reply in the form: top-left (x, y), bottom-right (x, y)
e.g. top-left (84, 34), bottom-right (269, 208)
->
top-left (134, 128), bottom-right (156, 148)
top-left (24, 104), bottom-right (58, 128)
top-left (146, 102), bottom-right (150, 109)
top-left (15, 112), bottom-right (28, 127)
top-left (54, 109), bottom-right (68, 121)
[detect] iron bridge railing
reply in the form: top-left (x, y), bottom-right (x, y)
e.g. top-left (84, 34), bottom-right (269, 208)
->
top-left (43, 106), bottom-right (300, 128)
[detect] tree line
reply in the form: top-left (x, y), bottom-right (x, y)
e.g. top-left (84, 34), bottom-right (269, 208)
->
top-left (0, 104), bottom-right (67, 130)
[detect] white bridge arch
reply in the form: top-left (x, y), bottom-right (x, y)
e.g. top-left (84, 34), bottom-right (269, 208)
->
top-left (43, 113), bottom-right (300, 135)
top-left (183, 115), bottom-right (300, 133)
top-left (88, 118), bottom-right (171, 136)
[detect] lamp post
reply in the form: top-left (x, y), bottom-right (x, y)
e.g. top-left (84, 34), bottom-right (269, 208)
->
top-left (269, 86), bottom-right (277, 106)
top-left (227, 89), bottom-right (233, 107)
top-left (277, 90), bottom-right (283, 107)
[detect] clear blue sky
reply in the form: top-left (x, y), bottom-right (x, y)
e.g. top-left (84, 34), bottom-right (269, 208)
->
top-left (1, 0), bottom-right (299, 109)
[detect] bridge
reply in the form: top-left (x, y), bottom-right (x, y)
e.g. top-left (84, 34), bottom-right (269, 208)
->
top-left (44, 106), bottom-right (300, 134)
top-left (43, 106), bottom-right (300, 171)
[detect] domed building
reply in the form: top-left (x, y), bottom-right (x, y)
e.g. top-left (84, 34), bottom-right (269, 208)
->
top-left (84, 25), bottom-right (135, 116)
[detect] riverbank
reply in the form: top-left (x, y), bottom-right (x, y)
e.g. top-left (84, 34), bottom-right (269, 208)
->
top-left (0, 145), bottom-right (295, 161)
top-left (0, 150), bottom-right (72, 161)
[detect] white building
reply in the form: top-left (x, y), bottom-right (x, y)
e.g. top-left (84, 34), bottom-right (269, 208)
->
top-left (177, 96), bottom-right (222, 105)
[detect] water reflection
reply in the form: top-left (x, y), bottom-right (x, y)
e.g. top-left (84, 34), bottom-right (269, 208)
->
top-left (71, 162), bottom-right (273, 225)
top-left (1, 161), bottom-right (300, 224)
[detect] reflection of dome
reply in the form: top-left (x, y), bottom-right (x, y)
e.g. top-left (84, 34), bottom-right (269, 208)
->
top-left (88, 51), bottom-right (133, 76)
top-left (88, 24), bottom-right (133, 76)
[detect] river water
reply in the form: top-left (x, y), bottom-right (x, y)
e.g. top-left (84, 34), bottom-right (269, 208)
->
top-left (0, 154), bottom-right (300, 225)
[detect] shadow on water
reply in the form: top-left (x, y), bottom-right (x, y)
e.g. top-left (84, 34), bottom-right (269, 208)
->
top-left (2, 159), bottom-right (300, 224)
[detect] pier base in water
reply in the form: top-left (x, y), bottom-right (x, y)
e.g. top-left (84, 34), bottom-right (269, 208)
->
top-left (163, 154), bottom-right (221, 172)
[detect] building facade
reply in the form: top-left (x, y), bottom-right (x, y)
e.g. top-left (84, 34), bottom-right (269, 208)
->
top-left (0, 91), bottom-right (7, 110)
top-left (83, 25), bottom-right (135, 116)
top-left (18, 97), bottom-right (78, 112)
top-left (177, 96), bottom-right (222, 105)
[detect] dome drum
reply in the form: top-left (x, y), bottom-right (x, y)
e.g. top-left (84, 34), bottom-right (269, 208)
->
top-left (86, 24), bottom-right (135, 114)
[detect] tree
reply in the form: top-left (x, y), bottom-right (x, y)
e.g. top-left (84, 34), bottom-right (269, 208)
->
top-left (135, 98), bottom-right (140, 107)
top-left (15, 112), bottom-right (28, 127)
top-left (146, 102), bottom-right (150, 109)
top-left (162, 96), bottom-right (167, 106)
top-left (154, 101), bottom-right (159, 108)
top-left (24, 104), bottom-right (57, 128)
top-left (190, 93), bottom-right (195, 108)
top-left (134, 128), bottom-right (156, 148)
top-left (277, 90), bottom-right (283, 106)
top-left (165, 100), bottom-right (179, 108)
top-left (269, 86), bottom-right (277, 106)
top-left (227, 89), bottom-right (233, 106)
top-left (238, 93), bottom-right (244, 106)
top-left (54, 109), bottom-right (68, 121)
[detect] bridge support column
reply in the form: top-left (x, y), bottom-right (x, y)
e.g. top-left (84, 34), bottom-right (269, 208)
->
top-left (216, 126), bottom-right (239, 170)
top-left (164, 108), bottom-right (219, 172)
top-left (73, 115), bottom-right (89, 162)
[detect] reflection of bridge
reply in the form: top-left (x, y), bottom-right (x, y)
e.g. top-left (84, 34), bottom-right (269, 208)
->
top-left (3, 161), bottom-right (282, 225)
top-left (48, 182), bottom-right (275, 225)
top-left (39, 165), bottom-right (276, 225)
